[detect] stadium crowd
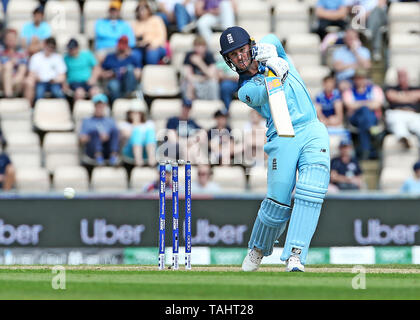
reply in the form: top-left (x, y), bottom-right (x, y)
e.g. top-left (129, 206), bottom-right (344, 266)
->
top-left (0, 0), bottom-right (419, 194)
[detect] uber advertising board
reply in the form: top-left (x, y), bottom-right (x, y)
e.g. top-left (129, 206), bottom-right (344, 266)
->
top-left (0, 198), bottom-right (418, 247)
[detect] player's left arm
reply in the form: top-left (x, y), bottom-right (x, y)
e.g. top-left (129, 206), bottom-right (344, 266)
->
top-left (238, 80), bottom-right (265, 112)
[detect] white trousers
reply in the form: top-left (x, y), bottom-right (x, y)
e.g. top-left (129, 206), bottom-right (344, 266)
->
top-left (385, 109), bottom-right (420, 139)
top-left (196, 0), bottom-right (235, 46)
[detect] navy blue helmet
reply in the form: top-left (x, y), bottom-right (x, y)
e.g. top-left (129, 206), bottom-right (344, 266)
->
top-left (219, 26), bottom-right (255, 73)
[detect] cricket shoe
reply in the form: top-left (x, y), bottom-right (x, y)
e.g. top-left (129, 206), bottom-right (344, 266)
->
top-left (242, 248), bottom-right (263, 272)
top-left (286, 254), bottom-right (305, 272)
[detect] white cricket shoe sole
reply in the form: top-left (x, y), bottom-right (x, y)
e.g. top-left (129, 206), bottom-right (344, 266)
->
top-left (242, 248), bottom-right (263, 272)
top-left (286, 255), bottom-right (305, 272)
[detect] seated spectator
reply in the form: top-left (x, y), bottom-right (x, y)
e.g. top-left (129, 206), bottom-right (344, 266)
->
top-left (25, 37), bottom-right (66, 104)
top-left (143, 163), bottom-right (171, 193)
top-left (94, 0), bottom-right (136, 62)
top-left (79, 94), bottom-right (120, 166)
top-left (208, 110), bottom-right (236, 165)
top-left (400, 161), bottom-right (420, 194)
top-left (330, 139), bottom-right (363, 190)
top-left (191, 164), bottom-right (221, 194)
top-left (64, 39), bottom-right (100, 101)
top-left (195, 0), bottom-right (236, 46)
top-left (216, 56), bottom-right (238, 111)
top-left (182, 35), bottom-right (219, 101)
top-left (0, 133), bottom-right (15, 191)
top-left (101, 36), bottom-right (142, 105)
top-left (342, 69), bottom-right (384, 159)
top-left (0, 29), bottom-right (28, 98)
top-left (332, 28), bottom-right (371, 90)
top-left (20, 6), bottom-right (51, 55)
top-left (385, 69), bottom-right (420, 149)
top-left (243, 109), bottom-right (266, 166)
top-left (132, 0), bottom-right (167, 65)
top-left (166, 99), bottom-right (206, 162)
top-left (156, 0), bottom-right (197, 33)
top-left (315, 74), bottom-right (350, 140)
top-left (121, 104), bottom-right (157, 167)
top-left (345, 0), bottom-right (387, 61)
top-left (315, 0), bottom-right (348, 40)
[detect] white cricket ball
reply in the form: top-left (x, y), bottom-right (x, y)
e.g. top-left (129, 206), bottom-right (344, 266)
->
top-left (63, 187), bottom-right (76, 199)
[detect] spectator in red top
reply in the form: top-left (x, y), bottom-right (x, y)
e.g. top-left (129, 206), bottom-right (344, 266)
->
top-left (0, 29), bottom-right (28, 98)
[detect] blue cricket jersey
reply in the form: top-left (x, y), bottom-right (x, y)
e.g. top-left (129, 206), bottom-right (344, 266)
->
top-left (237, 34), bottom-right (318, 141)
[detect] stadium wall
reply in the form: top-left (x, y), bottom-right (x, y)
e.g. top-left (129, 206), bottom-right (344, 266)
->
top-left (0, 194), bottom-right (419, 264)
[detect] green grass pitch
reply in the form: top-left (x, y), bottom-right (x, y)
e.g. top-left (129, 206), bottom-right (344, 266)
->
top-left (0, 265), bottom-right (419, 300)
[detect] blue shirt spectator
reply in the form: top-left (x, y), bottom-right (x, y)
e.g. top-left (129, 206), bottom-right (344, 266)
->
top-left (94, 1), bottom-right (135, 53)
top-left (316, 88), bottom-right (342, 118)
top-left (20, 6), bottom-right (51, 46)
top-left (79, 94), bottom-right (120, 166)
top-left (101, 35), bottom-right (143, 104)
top-left (332, 29), bottom-right (371, 85)
top-left (102, 50), bottom-right (143, 77)
top-left (400, 161), bottom-right (420, 194)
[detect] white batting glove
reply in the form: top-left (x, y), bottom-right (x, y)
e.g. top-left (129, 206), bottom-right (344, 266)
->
top-left (265, 57), bottom-right (289, 84)
top-left (254, 43), bottom-right (278, 62)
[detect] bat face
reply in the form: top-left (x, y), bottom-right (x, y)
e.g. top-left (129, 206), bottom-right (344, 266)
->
top-left (265, 76), bottom-right (295, 137)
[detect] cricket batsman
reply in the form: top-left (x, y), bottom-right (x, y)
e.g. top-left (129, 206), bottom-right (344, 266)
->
top-left (219, 27), bottom-right (330, 272)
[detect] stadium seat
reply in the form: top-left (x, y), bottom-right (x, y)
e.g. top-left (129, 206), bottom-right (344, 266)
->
top-left (112, 98), bottom-right (147, 122)
top-left (43, 132), bottom-right (80, 172)
top-left (229, 100), bottom-right (250, 121)
top-left (56, 34), bottom-right (89, 54)
top-left (389, 33), bottom-right (420, 70)
top-left (73, 99), bottom-right (95, 130)
top-left (212, 166), bottom-right (246, 192)
top-left (15, 167), bottom-right (50, 192)
top-left (150, 99), bottom-right (183, 133)
top-left (45, 153), bottom-right (80, 173)
top-left (130, 166), bottom-right (158, 191)
top-left (0, 119), bottom-right (33, 138)
top-left (190, 100), bottom-right (224, 130)
top-left (33, 99), bottom-right (74, 132)
top-left (382, 134), bottom-right (419, 169)
top-left (383, 134), bottom-right (419, 155)
top-left (236, 0), bottom-right (272, 34)
top-left (388, 2), bottom-right (420, 34)
top-left (141, 65), bottom-right (180, 97)
top-left (91, 167), bottom-right (128, 192)
top-left (169, 33), bottom-right (195, 72)
top-left (53, 166), bottom-right (90, 192)
top-left (379, 167), bottom-right (412, 192)
top-left (83, 0), bottom-right (111, 39)
top-left (9, 153), bottom-right (41, 168)
top-left (286, 33), bottom-right (321, 67)
top-left (121, 0), bottom-right (138, 24)
top-left (248, 166), bottom-right (267, 193)
top-left (43, 132), bottom-right (79, 154)
top-left (297, 65), bottom-right (331, 99)
top-left (44, 0), bottom-right (81, 35)
top-left (274, 2), bottom-right (310, 41)
top-left (5, 132), bottom-right (41, 154)
top-left (0, 98), bottom-right (31, 121)
top-left (228, 100), bottom-right (251, 131)
top-left (329, 134), bottom-right (342, 159)
top-left (6, 0), bottom-right (39, 34)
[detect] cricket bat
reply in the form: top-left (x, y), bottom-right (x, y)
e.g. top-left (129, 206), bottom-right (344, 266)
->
top-left (265, 71), bottom-right (295, 137)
